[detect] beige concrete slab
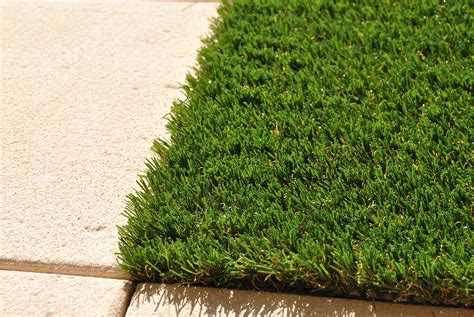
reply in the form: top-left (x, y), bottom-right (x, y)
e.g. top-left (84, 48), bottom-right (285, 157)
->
top-left (0, 270), bottom-right (132, 316)
top-left (127, 283), bottom-right (471, 317)
top-left (0, 2), bottom-right (218, 273)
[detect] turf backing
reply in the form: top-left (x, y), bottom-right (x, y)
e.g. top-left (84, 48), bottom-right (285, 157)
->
top-left (118, 0), bottom-right (473, 306)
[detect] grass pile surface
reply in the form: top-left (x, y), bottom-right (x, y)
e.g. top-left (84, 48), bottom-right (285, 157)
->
top-left (119, 0), bottom-right (473, 306)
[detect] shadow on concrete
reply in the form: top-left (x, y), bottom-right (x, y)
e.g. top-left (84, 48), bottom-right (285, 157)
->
top-left (128, 283), bottom-right (469, 316)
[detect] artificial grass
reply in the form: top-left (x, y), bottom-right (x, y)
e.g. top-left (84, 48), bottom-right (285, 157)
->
top-left (118, 0), bottom-right (473, 306)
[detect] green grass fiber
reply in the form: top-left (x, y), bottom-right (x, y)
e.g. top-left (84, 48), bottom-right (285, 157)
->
top-left (118, 0), bottom-right (473, 306)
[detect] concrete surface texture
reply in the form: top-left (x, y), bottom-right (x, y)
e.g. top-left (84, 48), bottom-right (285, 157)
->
top-left (0, 2), bottom-right (217, 274)
top-left (0, 270), bottom-right (132, 316)
top-left (127, 283), bottom-right (472, 317)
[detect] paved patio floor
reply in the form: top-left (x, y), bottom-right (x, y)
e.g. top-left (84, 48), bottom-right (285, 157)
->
top-left (1, 2), bottom-right (217, 315)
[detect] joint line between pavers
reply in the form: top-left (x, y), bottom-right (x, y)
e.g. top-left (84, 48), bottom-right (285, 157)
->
top-left (0, 259), bottom-right (130, 280)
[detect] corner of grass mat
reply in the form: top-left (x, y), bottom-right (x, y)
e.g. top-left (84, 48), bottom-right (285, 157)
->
top-left (118, 0), bottom-right (473, 308)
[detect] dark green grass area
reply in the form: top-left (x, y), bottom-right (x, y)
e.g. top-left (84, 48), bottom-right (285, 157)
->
top-left (118, 0), bottom-right (473, 306)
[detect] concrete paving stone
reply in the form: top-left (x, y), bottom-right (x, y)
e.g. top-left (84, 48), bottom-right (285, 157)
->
top-left (126, 283), bottom-right (472, 317)
top-left (0, 2), bottom-right (218, 273)
top-left (0, 270), bottom-right (132, 316)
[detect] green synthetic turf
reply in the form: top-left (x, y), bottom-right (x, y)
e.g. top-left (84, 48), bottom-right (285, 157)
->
top-left (118, 0), bottom-right (473, 306)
